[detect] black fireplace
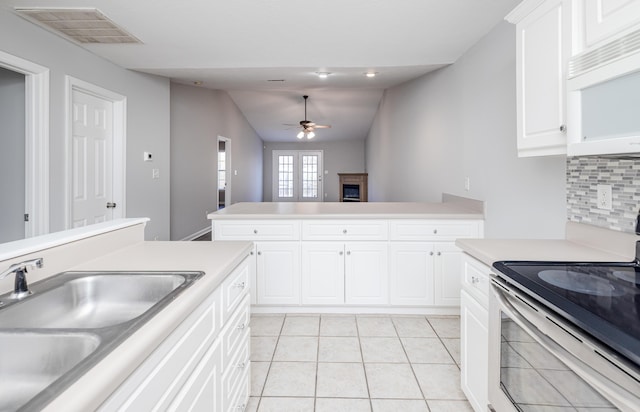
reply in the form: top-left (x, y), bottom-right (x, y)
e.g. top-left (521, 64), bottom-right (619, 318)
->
top-left (342, 184), bottom-right (361, 201)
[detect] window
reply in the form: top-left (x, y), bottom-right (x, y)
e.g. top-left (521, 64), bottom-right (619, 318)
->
top-left (218, 151), bottom-right (226, 190)
top-left (272, 150), bottom-right (323, 202)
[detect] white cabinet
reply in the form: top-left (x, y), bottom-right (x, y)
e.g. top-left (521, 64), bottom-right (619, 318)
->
top-left (100, 258), bottom-right (252, 412)
top-left (301, 242), bottom-right (388, 305)
top-left (506, 0), bottom-right (569, 157)
top-left (301, 242), bottom-right (345, 305)
top-left (574, 0), bottom-right (640, 53)
top-left (390, 242), bottom-right (463, 307)
top-left (434, 243), bottom-right (464, 306)
top-left (255, 242), bottom-right (300, 305)
top-left (460, 254), bottom-right (491, 412)
top-left (344, 242), bottom-right (388, 305)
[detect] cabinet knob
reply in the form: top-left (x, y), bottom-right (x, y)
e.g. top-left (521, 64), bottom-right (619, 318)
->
top-left (257, 251), bottom-right (262, 256)
top-left (346, 251), bottom-right (351, 256)
top-left (236, 404), bottom-right (246, 411)
top-left (429, 251), bottom-right (434, 256)
top-left (471, 276), bottom-right (479, 284)
top-left (237, 323), bottom-right (246, 330)
top-left (253, 229), bottom-right (258, 234)
top-left (237, 361), bottom-right (247, 369)
top-left (343, 229), bottom-right (347, 234)
top-left (339, 251), bottom-right (344, 256)
top-left (560, 124), bottom-right (566, 133)
top-left (437, 251), bottom-right (441, 256)
top-left (250, 251), bottom-right (254, 256)
top-left (433, 229), bottom-right (438, 234)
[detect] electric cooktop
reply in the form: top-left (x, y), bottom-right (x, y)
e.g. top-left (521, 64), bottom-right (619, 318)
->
top-left (493, 260), bottom-right (640, 367)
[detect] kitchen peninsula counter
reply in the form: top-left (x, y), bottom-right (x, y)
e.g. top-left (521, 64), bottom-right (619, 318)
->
top-left (207, 195), bottom-right (484, 220)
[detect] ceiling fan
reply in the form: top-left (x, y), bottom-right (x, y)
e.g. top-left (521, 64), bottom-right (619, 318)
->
top-left (285, 95), bottom-right (331, 139)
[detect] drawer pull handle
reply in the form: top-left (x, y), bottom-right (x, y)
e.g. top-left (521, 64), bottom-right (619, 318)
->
top-left (471, 276), bottom-right (479, 284)
top-left (433, 229), bottom-right (438, 234)
top-left (237, 323), bottom-right (246, 330)
top-left (343, 229), bottom-right (347, 234)
top-left (235, 281), bottom-right (246, 289)
top-left (237, 361), bottom-right (246, 369)
top-left (236, 404), bottom-right (246, 411)
top-left (253, 229), bottom-right (258, 234)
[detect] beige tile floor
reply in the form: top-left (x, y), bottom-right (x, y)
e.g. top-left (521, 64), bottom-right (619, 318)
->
top-left (247, 314), bottom-right (474, 412)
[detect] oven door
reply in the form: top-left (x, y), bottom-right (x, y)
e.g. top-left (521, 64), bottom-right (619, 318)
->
top-left (488, 277), bottom-right (640, 412)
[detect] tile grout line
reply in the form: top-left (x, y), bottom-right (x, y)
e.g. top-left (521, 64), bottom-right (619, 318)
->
top-left (393, 315), bottom-right (432, 411)
top-left (354, 315), bottom-right (374, 412)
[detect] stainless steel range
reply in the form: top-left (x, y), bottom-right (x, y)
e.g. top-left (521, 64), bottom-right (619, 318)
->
top-left (489, 251), bottom-right (640, 411)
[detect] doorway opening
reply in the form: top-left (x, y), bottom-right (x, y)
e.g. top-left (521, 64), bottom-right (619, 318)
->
top-left (0, 50), bottom-right (49, 241)
top-left (217, 136), bottom-right (231, 209)
top-left (66, 76), bottom-right (126, 229)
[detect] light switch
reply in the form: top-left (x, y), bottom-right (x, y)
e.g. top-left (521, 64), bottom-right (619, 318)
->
top-left (152, 169), bottom-right (160, 179)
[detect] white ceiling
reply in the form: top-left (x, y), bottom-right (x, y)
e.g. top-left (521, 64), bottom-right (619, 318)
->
top-left (7, 0), bottom-right (521, 142)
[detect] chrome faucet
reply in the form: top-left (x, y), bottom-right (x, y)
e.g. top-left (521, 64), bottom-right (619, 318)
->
top-left (0, 258), bottom-right (43, 299)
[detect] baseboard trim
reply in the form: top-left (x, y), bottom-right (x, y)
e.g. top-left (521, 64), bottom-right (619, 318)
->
top-left (181, 226), bottom-right (211, 241)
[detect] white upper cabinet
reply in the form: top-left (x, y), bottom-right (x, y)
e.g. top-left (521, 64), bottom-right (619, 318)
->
top-left (507, 0), bottom-right (570, 157)
top-left (573, 0), bottom-right (640, 54)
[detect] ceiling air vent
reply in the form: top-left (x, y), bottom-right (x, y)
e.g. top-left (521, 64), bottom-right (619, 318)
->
top-left (14, 8), bottom-right (141, 44)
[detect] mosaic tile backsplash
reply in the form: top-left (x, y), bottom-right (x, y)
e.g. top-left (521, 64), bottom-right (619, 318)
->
top-left (567, 157), bottom-right (640, 233)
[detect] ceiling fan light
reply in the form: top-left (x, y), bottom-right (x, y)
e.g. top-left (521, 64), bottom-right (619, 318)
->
top-left (297, 131), bottom-right (305, 139)
top-left (365, 72), bottom-right (377, 78)
top-left (316, 72), bottom-right (330, 79)
top-left (307, 131), bottom-right (315, 139)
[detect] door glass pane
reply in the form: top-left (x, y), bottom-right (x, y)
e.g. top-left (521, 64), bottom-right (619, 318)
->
top-left (302, 155), bottom-right (318, 198)
top-left (278, 155), bottom-right (294, 198)
top-left (217, 151), bottom-right (226, 190)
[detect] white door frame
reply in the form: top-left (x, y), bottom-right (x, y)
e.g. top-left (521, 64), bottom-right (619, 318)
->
top-left (65, 76), bottom-right (126, 229)
top-left (217, 136), bottom-right (231, 208)
top-left (0, 50), bottom-right (50, 238)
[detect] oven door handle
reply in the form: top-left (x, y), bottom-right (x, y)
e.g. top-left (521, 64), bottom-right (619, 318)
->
top-left (492, 283), bottom-right (640, 411)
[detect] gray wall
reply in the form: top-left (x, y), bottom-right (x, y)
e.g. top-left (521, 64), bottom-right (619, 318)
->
top-left (0, 9), bottom-right (171, 241)
top-left (0, 67), bottom-right (25, 242)
top-left (170, 83), bottom-right (264, 240)
top-left (263, 140), bottom-right (366, 202)
top-left (366, 22), bottom-right (567, 239)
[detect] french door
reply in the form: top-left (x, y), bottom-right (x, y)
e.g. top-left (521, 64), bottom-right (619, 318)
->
top-left (272, 150), bottom-right (323, 202)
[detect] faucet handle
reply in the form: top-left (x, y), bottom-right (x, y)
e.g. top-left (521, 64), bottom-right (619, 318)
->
top-left (0, 258), bottom-right (43, 300)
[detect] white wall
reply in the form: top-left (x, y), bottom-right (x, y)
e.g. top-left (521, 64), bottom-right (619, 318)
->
top-left (366, 22), bottom-right (567, 239)
top-left (0, 67), bottom-right (25, 242)
top-left (263, 140), bottom-right (366, 202)
top-left (0, 9), bottom-right (171, 240)
top-left (170, 83), bottom-right (264, 240)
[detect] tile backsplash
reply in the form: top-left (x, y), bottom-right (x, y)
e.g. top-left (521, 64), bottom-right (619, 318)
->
top-left (567, 157), bottom-right (640, 233)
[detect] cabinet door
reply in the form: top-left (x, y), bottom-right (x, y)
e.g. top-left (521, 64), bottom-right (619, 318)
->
top-left (256, 242), bottom-right (300, 305)
top-left (433, 243), bottom-right (463, 306)
top-left (581, 0), bottom-right (640, 50)
top-left (515, 0), bottom-right (567, 156)
top-left (461, 290), bottom-right (489, 412)
top-left (301, 242), bottom-right (345, 305)
top-left (389, 243), bottom-right (434, 306)
top-left (345, 242), bottom-right (388, 305)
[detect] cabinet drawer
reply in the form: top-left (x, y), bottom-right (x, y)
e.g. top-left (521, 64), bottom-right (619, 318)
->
top-left (213, 220), bottom-right (300, 240)
top-left (461, 254), bottom-right (491, 307)
top-left (222, 333), bottom-right (250, 408)
top-left (222, 295), bottom-right (250, 366)
top-left (222, 259), bottom-right (250, 322)
top-left (302, 220), bottom-right (388, 240)
top-left (226, 369), bottom-right (250, 412)
top-left (390, 220), bottom-right (479, 241)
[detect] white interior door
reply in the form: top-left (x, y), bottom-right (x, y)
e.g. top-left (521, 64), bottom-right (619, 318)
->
top-left (71, 89), bottom-right (114, 227)
top-left (272, 150), bottom-right (323, 202)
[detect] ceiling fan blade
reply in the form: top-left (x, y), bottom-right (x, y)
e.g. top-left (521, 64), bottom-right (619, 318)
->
top-left (313, 125), bottom-right (331, 129)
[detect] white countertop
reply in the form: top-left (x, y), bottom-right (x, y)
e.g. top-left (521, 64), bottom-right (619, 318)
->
top-left (208, 199), bottom-right (484, 220)
top-left (42, 240), bottom-right (253, 412)
top-left (456, 222), bottom-right (639, 268)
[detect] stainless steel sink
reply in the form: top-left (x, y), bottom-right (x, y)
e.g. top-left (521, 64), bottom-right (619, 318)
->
top-left (0, 271), bottom-right (203, 411)
top-left (0, 331), bottom-right (100, 412)
top-left (0, 273), bottom-right (189, 328)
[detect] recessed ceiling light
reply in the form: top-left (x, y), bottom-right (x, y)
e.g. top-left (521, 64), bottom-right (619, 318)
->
top-left (365, 72), bottom-right (377, 78)
top-left (316, 72), bottom-right (331, 79)
top-left (193, 81), bottom-right (202, 85)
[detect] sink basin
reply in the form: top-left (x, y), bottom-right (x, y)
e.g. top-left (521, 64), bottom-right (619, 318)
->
top-left (0, 270), bottom-right (203, 411)
top-left (0, 331), bottom-right (100, 412)
top-left (0, 272), bottom-right (194, 328)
